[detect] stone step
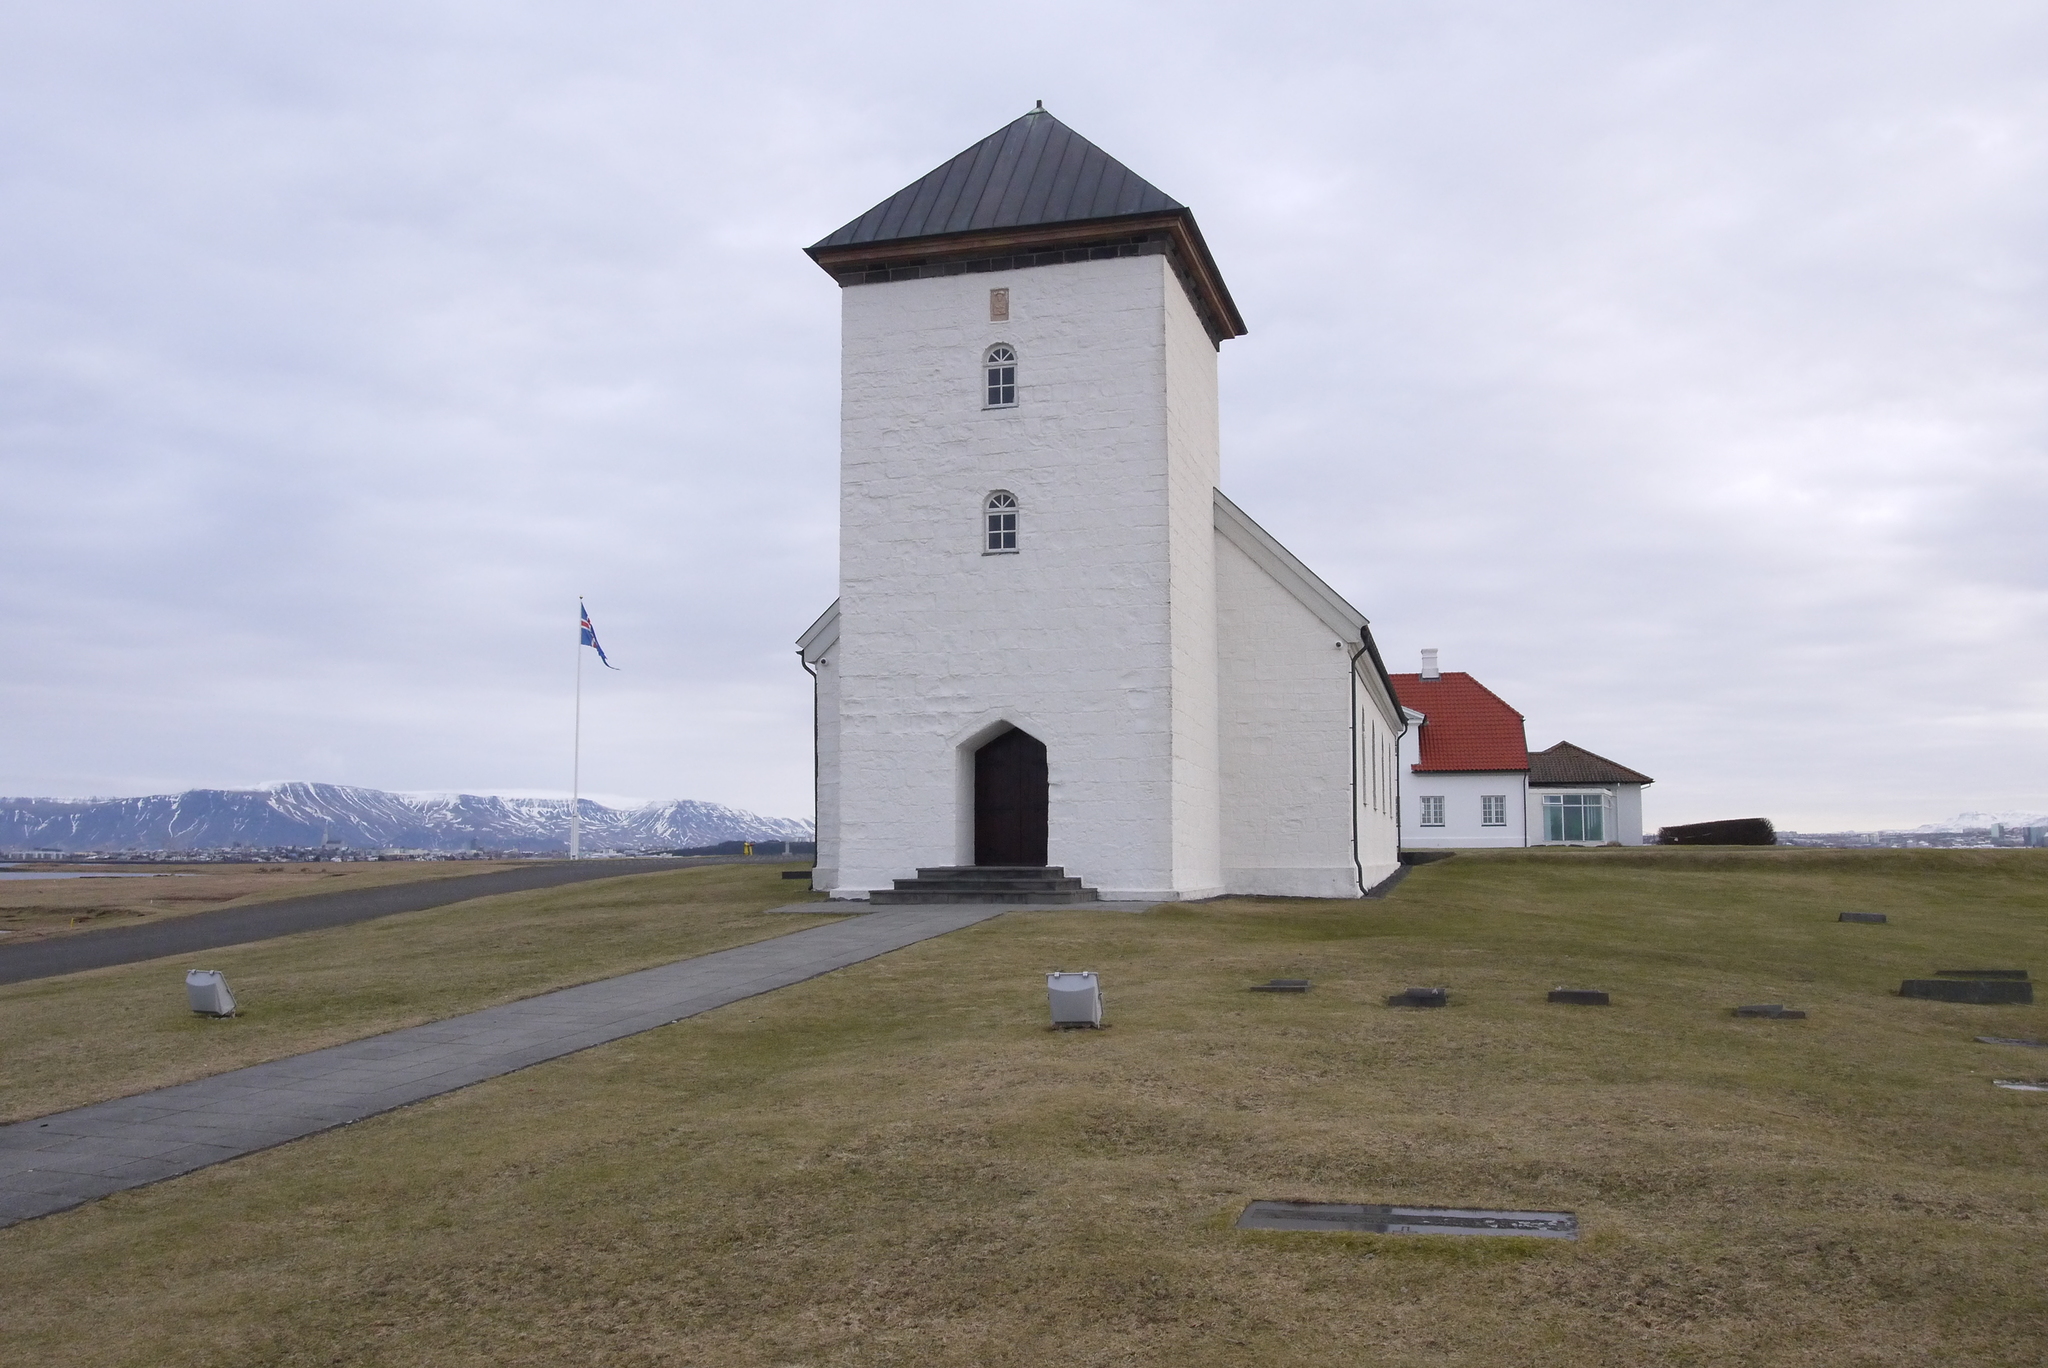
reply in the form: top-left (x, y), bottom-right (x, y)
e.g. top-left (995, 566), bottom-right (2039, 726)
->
top-left (892, 877), bottom-right (1085, 893)
top-left (912, 866), bottom-right (1071, 881)
top-left (868, 887), bottom-right (1101, 905)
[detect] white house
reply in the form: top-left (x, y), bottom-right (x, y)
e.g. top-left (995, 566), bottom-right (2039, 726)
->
top-left (1391, 651), bottom-right (1655, 847)
top-left (1390, 652), bottom-right (1531, 849)
top-left (1525, 741), bottom-right (1654, 846)
top-left (797, 107), bottom-right (1406, 902)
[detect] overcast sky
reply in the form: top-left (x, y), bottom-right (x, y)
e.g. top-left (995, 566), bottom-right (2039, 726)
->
top-left (4, 0), bottom-right (2045, 830)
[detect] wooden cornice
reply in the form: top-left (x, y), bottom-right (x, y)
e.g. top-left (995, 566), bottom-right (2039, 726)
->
top-left (806, 209), bottom-right (1248, 344)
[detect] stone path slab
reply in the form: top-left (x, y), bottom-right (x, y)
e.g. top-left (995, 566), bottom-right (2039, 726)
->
top-left (0, 904), bottom-right (1018, 1228)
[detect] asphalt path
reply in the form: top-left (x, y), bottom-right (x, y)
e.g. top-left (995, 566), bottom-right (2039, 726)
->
top-left (0, 857), bottom-right (802, 986)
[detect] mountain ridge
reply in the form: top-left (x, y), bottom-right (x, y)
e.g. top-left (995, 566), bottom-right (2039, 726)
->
top-left (0, 782), bottom-right (812, 854)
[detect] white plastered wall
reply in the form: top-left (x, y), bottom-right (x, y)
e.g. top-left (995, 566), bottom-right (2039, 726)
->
top-left (828, 254), bottom-right (1222, 900)
top-left (1213, 496), bottom-right (1404, 896)
top-left (1397, 740), bottom-right (1530, 849)
top-left (797, 604), bottom-right (841, 889)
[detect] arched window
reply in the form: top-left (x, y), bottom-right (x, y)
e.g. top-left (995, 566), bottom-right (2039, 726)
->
top-left (984, 344), bottom-right (1017, 407)
top-left (984, 491), bottom-right (1018, 553)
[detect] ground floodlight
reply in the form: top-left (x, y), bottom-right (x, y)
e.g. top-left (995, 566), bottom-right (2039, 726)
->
top-left (186, 969), bottom-right (237, 1017)
top-left (1047, 971), bottom-right (1101, 1028)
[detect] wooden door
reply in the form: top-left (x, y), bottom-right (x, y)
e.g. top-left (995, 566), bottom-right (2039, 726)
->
top-left (974, 728), bottom-right (1048, 866)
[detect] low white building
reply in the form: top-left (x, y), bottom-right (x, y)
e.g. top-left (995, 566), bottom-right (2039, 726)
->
top-left (1526, 742), bottom-right (1654, 845)
top-left (797, 107), bottom-right (1406, 901)
top-left (1390, 652), bottom-right (1530, 849)
top-left (1391, 652), bottom-right (1655, 847)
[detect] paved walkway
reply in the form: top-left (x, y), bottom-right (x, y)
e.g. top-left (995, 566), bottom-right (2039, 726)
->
top-left (0, 903), bottom-right (1025, 1227)
top-left (0, 857), bottom-right (792, 986)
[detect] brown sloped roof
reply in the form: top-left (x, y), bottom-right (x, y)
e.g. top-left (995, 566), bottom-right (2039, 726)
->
top-left (805, 106), bottom-right (1246, 344)
top-left (1387, 672), bottom-right (1529, 773)
top-left (1527, 741), bottom-right (1654, 786)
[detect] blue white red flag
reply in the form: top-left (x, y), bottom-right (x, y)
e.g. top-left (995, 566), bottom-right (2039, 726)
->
top-left (579, 601), bottom-right (619, 669)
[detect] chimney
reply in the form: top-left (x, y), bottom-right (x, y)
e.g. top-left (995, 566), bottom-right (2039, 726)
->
top-left (1420, 648), bottom-right (1440, 681)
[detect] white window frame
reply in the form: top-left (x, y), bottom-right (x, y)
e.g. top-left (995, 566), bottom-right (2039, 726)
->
top-left (1419, 795), bottom-right (1445, 827)
top-left (983, 344), bottom-right (1017, 408)
top-left (1541, 791), bottom-right (1611, 843)
top-left (1481, 794), bottom-right (1506, 826)
top-left (983, 490), bottom-right (1018, 554)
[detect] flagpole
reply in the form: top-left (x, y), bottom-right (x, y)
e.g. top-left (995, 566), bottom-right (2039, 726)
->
top-left (571, 615), bottom-right (583, 861)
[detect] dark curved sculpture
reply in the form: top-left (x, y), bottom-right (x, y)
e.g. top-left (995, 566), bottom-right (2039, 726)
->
top-left (1658, 817), bottom-right (1776, 846)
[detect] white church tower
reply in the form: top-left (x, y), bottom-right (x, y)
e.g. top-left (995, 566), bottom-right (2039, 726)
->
top-left (799, 107), bottom-right (1406, 902)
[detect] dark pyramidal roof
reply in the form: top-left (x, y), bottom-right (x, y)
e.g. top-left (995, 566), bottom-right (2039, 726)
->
top-left (813, 105), bottom-right (1184, 250)
top-left (1527, 741), bottom-right (1655, 786)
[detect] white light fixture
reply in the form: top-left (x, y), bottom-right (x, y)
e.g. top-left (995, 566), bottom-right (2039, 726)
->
top-left (1047, 970), bottom-right (1101, 1028)
top-left (186, 969), bottom-right (237, 1017)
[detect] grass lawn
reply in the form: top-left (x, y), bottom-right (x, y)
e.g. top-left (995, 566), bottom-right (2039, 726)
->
top-left (3, 849), bottom-right (2044, 1366)
top-left (0, 860), bottom-right (539, 942)
top-left (0, 862), bottom-right (832, 1122)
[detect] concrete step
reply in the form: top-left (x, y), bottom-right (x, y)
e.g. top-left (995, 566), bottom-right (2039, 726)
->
top-left (912, 866), bottom-right (1072, 881)
top-left (868, 888), bottom-right (1101, 905)
top-left (892, 878), bottom-right (1085, 893)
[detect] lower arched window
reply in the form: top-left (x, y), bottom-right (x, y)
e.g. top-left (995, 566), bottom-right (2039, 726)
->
top-left (985, 491), bottom-right (1018, 553)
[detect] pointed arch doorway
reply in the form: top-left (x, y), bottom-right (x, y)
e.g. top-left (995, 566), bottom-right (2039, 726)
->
top-left (974, 727), bottom-right (1048, 866)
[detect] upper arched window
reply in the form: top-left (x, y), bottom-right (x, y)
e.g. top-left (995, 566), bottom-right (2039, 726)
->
top-left (984, 345), bottom-right (1017, 408)
top-left (985, 491), bottom-right (1018, 553)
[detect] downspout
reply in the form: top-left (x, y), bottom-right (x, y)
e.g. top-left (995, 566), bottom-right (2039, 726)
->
top-left (1348, 639), bottom-right (1368, 897)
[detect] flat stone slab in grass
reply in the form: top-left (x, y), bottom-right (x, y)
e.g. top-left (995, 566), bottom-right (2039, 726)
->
top-left (1838, 912), bottom-right (1887, 924)
top-left (1901, 979), bottom-right (2034, 1005)
top-left (1236, 1200), bottom-right (1577, 1240)
top-left (1387, 987), bottom-right (1448, 1008)
top-left (1547, 989), bottom-right (1610, 1006)
top-left (1251, 979), bottom-right (1310, 993)
top-left (1734, 1004), bottom-right (1807, 1019)
top-left (1976, 1036), bottom-right (2048, 1048)
top-left (1993, 1079), bottom-right (2048, 1092)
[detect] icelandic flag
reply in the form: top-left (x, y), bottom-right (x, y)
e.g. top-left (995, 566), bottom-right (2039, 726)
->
top-left (579, 601), bottom-right (619, 669)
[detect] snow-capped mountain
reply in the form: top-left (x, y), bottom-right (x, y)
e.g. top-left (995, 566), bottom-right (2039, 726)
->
top-left (0, 782), bottom-right (812, 853)
top-left (1907, 811), bottom-right (2048, 833)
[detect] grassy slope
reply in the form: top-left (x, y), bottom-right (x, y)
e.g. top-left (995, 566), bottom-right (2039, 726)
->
top-left (0, 863), bottom-right (831, 1122)
top-left (0, 860), bottom-right (539, 941)
top-left (2, 849), bottom-right (2044, 1367)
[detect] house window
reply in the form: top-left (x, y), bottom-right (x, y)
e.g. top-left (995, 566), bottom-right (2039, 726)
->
top-left (1419, 795), bottom-right (1445, 827)
top-left (1542, 793), bottom-right (1607, 843)
top-left (984, 345), bottom-right (1017, 407)
top-left (984, 491), bottom-right (1018, 553)
top-left (1481, 795), bottom-right (1506, 826)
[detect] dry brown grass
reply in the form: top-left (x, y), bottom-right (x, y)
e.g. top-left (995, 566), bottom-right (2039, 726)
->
top-left (0, 862), bottom-right (830, 1122)
top-left (1, 848), bottom-right (2043, 1366)
top-left (0, 860), bottom-right (534, 941)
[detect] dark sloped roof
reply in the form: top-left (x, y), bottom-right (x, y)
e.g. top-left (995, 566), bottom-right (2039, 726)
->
top-left (1387, 672), bottom-right (1530, 773)
top-left (1527, 741), bottom-right (1654, 786)
top-left (813, 106), bottom-right (1183, 249)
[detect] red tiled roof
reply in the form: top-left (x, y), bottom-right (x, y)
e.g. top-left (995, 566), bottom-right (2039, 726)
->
top-left (1388, 672), bottom-right (1529, 773)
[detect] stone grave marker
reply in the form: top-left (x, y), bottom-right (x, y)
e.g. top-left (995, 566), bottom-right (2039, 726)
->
top-left (1235, 1200), bottom-right (1577, 1240)
top-left (1901, 979), bottom-right (2034, 1005)
top-left (1386, 986), bottom-right (1448, 1008)
top-left (1838, 912), bottom-right (1886, 924)
top-left (1251, 979), bottom-right (1311, 993)
top-left (1548, 989), bottom-right (1611, 1005)
top-left (1976, 1036), bottom-right (2047, 1048)
top-left (1992, 1079), bottom-right (2048, 1092)
top-left (1733, 1004), bottom-right (1807, 1019)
